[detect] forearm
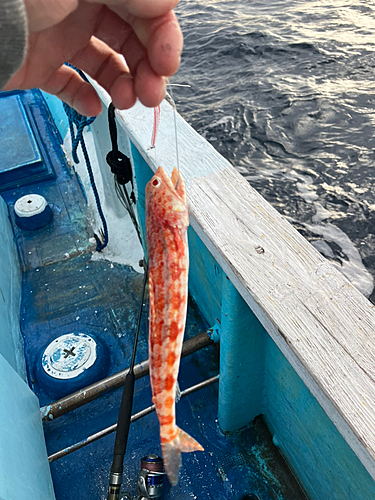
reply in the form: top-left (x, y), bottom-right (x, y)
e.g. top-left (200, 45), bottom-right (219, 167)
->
top-left (0, 0), bottom-right (28, 89)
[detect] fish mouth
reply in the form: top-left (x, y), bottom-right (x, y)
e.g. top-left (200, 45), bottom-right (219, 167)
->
top-left (155, 166), bottom-right (177, 185)
top-left (154, 166), bottom-right (185, 200)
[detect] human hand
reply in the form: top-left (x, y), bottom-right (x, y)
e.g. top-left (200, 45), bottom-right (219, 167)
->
top-left (4, 0), bottom-right (183, 116)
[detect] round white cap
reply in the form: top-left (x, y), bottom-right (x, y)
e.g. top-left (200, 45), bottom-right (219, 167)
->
top-left (42, 333), bottom-right (97, 380)
top-left (15, 194), bottom-right (48, 218)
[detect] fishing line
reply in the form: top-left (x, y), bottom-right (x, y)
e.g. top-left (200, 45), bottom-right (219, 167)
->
top-left (152, 83), bottom-right (190, 187)
top-left (167, 83), bottom-right (192, 190)
top-left (167, 83), bottom-right (180, 181)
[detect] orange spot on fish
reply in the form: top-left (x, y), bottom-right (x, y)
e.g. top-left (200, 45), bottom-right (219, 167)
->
top-left (167, 429), bottom-right (178, 441)
top-left (164, 397), bottom-right (174, 409)
top-left (166, 351), bottom-right (177, 367)
top-left (165, 374), bottom-right (174, 391)
top-left (169, 321), bottom-right (179, 342)
top-left (159, 415), bottom-right (174, 426)
top-left (171, 293), bottom-right (181, 310)
top-left (170, 261), bottom-right (182, 280)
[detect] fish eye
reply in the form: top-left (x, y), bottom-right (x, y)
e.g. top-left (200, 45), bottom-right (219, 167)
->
top-left (152, 177), bottom-right (161, 187)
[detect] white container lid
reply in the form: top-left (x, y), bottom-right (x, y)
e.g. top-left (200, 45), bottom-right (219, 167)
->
top-left (42, 333), bottom-right (97, 380)
top-left (14, 194), bottom-right (48, 218)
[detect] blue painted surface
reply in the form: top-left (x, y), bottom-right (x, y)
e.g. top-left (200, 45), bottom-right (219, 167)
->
top-left (0, 196), bottom-right (26, 379)
top-left (46, 388), bottom-right (305, 500)
top-left (0, 95), bottom-right (41, 169)
top-left (22, 254), bottom-right (149, 406)
top-left (215, 278), bottom-right (375, 499)
top-left (0, 91), bottom-right (56, 191)
top-left (264, 336), bottom-right (375, 500)
top-left (41, 92), bottom-right (70, 142)
top-left (188, 227), bottom-right (224, 328)
top-left (0, 89), bottom-right (94, 500)
top-left (219, 279), bottom-right (265, 432)
top-left (0, 354), bottom-right (55, 500)
top-left (1, 96), bottom-right (93, 274)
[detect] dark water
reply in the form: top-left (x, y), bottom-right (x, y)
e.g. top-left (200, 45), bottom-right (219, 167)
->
top-left (173, 0), bottom-right (375, 301)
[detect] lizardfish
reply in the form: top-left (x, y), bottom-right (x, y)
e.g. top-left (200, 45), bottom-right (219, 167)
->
top-left (145, 166), bottom-right (203, 486)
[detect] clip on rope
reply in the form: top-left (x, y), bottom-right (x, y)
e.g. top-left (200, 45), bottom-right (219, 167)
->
top-left (106, 104), bottom-right (134, 190)
top-left (106, 103), bottom-right (142, 245)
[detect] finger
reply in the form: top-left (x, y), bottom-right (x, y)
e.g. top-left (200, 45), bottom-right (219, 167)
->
top-left (85, 0), bottom-right (179, 19)
top-left (145, 13), bottom-right (183, 77)
top-left (91, 8), bottom-right (170, 106)
top-left (41, 64), bottom-right (102, 116)
top-left (69, 36), bottom-right (136, 110)
top-left (94, 7), bottom-right (183, 77)
top-left (133, 60), bottom-right (167, 108)
top-left (125, 10), bottom-right (183, 76)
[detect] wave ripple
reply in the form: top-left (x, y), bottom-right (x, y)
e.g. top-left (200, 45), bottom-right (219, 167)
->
top-left (174, 0), bottom-right (375, 301)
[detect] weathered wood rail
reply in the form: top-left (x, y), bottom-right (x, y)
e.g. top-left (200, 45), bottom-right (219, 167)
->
top-left (91, 82), bottom-right (375, 485)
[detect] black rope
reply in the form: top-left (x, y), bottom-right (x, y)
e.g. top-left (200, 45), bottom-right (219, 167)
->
top-left (106, 103), bottom-right (134, 188)
top-left (62, 64), bottom-right (108, 251)
top-left (106, 104), bottom-right (142, 244)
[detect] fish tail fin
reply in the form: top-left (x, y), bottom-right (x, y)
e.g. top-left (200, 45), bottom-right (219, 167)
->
top-left (162, 427), bottom-right (204, 486)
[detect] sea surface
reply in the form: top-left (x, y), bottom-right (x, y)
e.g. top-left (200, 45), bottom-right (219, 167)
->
top-left (173, 0), bottom-right (375, 302)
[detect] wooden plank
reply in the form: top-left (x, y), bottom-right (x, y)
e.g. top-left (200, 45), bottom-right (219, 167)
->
top-left (188, 168), bottom-right (375, 480)
top-left (91, 81), bottom-right (375, 479)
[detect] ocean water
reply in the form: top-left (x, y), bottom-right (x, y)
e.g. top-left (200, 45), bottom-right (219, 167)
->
top-left (173, 0), bottom-right (375, 302)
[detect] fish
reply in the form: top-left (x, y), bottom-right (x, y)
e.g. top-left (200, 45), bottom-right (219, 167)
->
top-left (145, 166), bottom-right (204, 486)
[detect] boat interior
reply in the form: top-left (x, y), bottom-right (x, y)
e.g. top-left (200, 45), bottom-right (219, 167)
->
top-left (1, 85), bottom-right (375, 500)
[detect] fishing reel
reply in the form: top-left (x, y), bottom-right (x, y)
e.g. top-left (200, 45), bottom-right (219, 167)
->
top-left (137, 454), bottom-right (164, 500)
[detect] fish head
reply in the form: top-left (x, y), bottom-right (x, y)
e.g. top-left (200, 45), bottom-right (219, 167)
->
top-left (146, 167), bottom-right (189, 229)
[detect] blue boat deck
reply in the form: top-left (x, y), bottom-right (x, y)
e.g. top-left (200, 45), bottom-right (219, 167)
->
top-left (0, 90), bottom-right (308, 500)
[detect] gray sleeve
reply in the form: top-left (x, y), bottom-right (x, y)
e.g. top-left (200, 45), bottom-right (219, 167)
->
top-left (0, 0), bottom-right (28, 89)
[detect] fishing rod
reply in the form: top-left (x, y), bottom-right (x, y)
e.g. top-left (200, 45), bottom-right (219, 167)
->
top-left (105, 103), bottom-right (149, 497)
top-left (107, 262), bottom-right (148, 500)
